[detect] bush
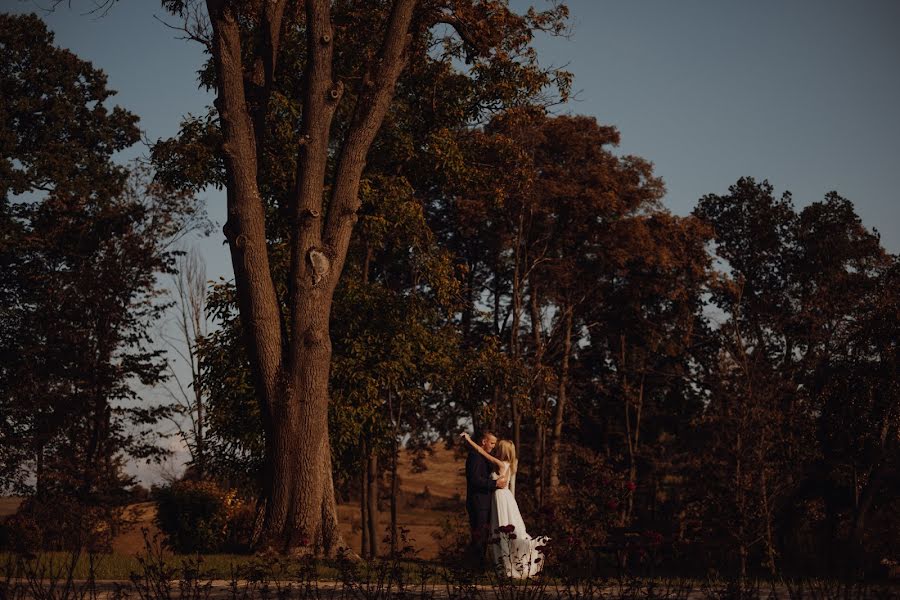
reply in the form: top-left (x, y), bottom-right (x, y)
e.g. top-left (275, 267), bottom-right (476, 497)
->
top-left (0, 494), bottom-right (115, 553)
top-left (154, 480), bottom-right (252, 553)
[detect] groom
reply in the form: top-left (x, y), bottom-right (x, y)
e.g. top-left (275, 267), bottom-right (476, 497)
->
top-left (465, 430), bottom-right (507, 567)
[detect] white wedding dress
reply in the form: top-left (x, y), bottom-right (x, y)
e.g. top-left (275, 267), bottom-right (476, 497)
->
top-left (488, 461), bottom-right (549, 578)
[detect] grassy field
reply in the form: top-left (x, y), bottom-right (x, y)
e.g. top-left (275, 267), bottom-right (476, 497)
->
top-left (0, 444), bottom-right (470, 563)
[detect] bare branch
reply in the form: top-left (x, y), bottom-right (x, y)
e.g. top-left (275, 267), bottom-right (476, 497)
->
top-left (153, 10), bottom-right (212, 50)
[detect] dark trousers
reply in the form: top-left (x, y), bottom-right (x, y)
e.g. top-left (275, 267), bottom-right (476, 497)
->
top-left (466, 504), bottom-right (491, 567)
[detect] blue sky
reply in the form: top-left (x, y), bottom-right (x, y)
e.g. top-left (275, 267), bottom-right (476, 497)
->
top-left (12, 0), bottom-right (899, 255)
top-left (523, 0), bottom-right (900, 250)
top-left (6, 0), bottom-right (899, 481)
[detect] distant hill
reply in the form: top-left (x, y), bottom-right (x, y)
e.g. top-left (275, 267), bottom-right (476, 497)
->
top-left (1, 443), bottom-right (469, 559)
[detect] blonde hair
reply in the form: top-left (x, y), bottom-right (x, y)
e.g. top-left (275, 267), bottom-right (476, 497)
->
top-left (496, 440), bottom-right (517, 475)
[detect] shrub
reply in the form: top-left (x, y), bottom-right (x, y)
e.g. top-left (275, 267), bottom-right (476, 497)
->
top-left (154, 480), bottom-right (252, 553)
top-left (0, 494), bottom-right (114, 552)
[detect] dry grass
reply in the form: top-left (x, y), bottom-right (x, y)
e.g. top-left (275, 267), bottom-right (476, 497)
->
top-left (0, 497), bottom-right (21, 519)
top-left (0, 443), bottom-right (470, 560)
top-left (338, 443), bottom-right (468, 559)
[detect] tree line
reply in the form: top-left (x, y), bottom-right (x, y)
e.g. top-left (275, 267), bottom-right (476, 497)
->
top-left (1, 3), bottom-right (897, 577)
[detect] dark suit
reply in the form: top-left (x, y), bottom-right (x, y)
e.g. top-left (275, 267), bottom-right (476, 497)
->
top-left (465, 449), bottom-right (495, 559)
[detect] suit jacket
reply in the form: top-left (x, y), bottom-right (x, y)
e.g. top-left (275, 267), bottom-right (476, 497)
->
top-left (466, 449), bottom-right (495, 513)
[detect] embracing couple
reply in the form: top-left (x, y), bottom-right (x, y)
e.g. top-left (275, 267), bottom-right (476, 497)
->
top-left (462, 430), bottom-right (549, 579)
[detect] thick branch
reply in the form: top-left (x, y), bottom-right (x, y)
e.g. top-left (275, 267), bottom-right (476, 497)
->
top-left (206, 0), bottom-right (284, 414)
top-left (323, 0), bottom-right (418, 287)
top-left (286, 0), bottom-right (343, 377)
top-left (248, 0), bottom-right (288, 155)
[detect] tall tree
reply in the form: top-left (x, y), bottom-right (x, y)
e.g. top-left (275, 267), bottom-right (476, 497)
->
top-left (692, 178), bottom-right (805, 576)
top-left (159, 0), bottom-right (569, 552)
top-left (447, 113), bottom-right (669, 499)
top-left (692, 179), bottom-right (894, 574)
top-left (0, 14), bottom-right (202, 507)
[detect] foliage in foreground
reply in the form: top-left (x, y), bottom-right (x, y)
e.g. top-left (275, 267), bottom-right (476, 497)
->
top-left (1, 533), bottom-right (898, 600)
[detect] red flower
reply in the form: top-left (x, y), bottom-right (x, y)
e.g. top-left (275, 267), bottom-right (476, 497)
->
top-left (606, 499), bottom-right (619, 510)
top-left (642, 530), bottom-right (664, 545)
top-left (626, 481), bottom-right (637, 492)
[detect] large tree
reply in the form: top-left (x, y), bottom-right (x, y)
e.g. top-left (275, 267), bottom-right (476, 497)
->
top-left (0, 14), bottom-right (201, 513)
top-left (159, 0), bottom-right (569, 552)
top-left (692, 178), bottom-right (895, 575)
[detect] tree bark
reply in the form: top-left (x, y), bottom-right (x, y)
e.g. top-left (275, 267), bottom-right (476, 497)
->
top-left (507, 207), bottom-right (527, 452)
top-left (367, 451), bottom-right (379, 558)
top-left (360, 437), bottom-right (369, 558)
top-left (387, 390), bottom-right (402, 555)
top-left (204, 0), bottom-right (416, 553)
top-left (390, 443), bottom-right (399, 556)
top-left (360, 252), bottom-right (378, 559)
top-left (529, 280), bottom-right (547, 505)
top-left (548, 304), bottom-right (573, 496)
top-left (735, 428), bottom-right (747, 582)
top-left (623, 366), bottom-right (644, 525)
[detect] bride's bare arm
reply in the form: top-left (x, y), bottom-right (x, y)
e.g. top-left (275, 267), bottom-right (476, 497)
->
top-left (461, 433), bottom-right (505, 470)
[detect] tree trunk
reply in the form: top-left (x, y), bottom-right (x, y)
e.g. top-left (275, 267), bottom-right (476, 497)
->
top-left (360, 245), bottom-right (374, 559)
top-left (508, 207), bottom-right (526, 452)
top-left (735, 428), bottom-right (747, 582)
top-left (548, 304), bottom-right (573, 496)
top-left (620, 334), bottom-right (644, 526)
top-left (850, 460), bottom-right (889, 557)
top-left (624, 368), bottom-right (644, 525)
top-left (257, 369), bottom-right (341, 553)
top-left (851, 392), bottom-right (898, 560)
top-left (367, 451), bottom-right (378, 558)
top-left (538, 427), bottom-right (546, 507)
top-left (195, 392), bottom-right (205, 478)
top-left (529, 281), bottom-right (546, 506)
top-left (390, 438), bottom-right (399, 556)
top-left (386, 389), bottom-right (402, 556)
top-left (490, 385), bottom-right (500, 432)
top-left (360, 437), bottom-right (369, 558)
top-left (761, 453), bottom-right (777, 577)
top-left (205, 0), bottom-right (416, 554)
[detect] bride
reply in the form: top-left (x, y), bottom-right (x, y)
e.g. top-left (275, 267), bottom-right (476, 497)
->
top-left (462, 432), bottom-right (549, 578)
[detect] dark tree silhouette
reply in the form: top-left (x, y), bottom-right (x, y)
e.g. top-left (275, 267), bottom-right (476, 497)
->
top-left (0, 13), bottom-right (202, 533)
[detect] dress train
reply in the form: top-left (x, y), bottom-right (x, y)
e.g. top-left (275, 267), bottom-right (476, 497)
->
top-left (488, 462), bottom-right (549, 579)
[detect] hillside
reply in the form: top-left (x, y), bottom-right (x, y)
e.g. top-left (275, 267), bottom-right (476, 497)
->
top-left (1, 444), bottom-right (469, 559)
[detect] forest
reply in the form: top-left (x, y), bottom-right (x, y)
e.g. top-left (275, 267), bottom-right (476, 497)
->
top-left (0, 0), bottom-right (897, 585)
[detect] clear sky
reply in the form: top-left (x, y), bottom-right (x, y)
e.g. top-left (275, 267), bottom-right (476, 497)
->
top-left (11, 0), bottom-right (899, 254)
top-left (521, 0), bottom-right (900, 251)
top-left (6, 0), bottom-right (899, 481)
